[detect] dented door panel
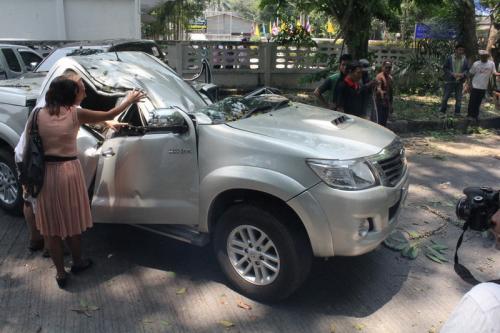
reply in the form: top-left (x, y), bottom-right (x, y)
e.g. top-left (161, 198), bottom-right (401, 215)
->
top-left (91, 114), bottom-right (199, 225)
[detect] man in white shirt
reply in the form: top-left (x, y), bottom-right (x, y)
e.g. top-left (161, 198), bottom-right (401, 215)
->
top-left (440, 209), bottom-right (500, 333)
top-left (467, 50), bottom-right (500, 120)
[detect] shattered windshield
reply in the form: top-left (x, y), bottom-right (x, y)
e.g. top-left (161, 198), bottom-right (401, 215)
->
top-left (35, 47), bottom-right (105, 72)
top-left (197, 94), bottom-right (290, 124)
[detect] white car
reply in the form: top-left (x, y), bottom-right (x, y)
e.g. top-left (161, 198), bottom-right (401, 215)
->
top-left (0, 52), bottom-right (409, 301)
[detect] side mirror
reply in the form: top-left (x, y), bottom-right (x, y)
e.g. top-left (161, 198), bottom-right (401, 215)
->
top-left (26, 62), bottom-right (38, 72)
top-left (148, 108), bottom-right (189, 133)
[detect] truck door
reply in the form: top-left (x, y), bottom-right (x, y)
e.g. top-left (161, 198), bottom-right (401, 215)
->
top-left (91, 105), bottom-right (199, 226)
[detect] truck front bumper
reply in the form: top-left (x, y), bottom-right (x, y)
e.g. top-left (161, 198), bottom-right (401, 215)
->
top-left (288, 169), bottom-right (410, 257)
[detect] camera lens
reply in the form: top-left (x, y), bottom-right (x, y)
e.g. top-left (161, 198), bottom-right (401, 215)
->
top-left (473, 196), bottom-right (484, 203)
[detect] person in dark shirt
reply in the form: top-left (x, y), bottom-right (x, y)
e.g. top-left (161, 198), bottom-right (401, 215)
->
top-left (314, 53), bottom-right (353, 109)
top-left (336, 61), bottom-right (376, 117)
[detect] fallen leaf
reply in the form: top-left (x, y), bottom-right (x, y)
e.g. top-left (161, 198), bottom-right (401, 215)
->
top-left (330, 323), bottom-right (336, 332)
top-left (219, 320), bottom-right (235, 328)
top-left (384, 230), bottom-right (410, 251)
top-left (142, 319), bottom-right (154, 324)
top-left (487, 257), bottom-right (495, 262)
top-left (408, 231), bottom-right (420, 239)
top-left (176, 288), bottom-right (187, 295)
top-left (166, 271), bottom-right (176, 278)
top-left (428, 326), bottom-right (437, 333)
top-left (353, 323), bottom-right (365, 331)
top-left (425, 246), bottom-right (448, 262)
top-left (237, 300), bottom-right (252, 310)
top-left (70, 309), bottom-right (92, 317)
top-left (159, 320), bottom-right (170, 327)
top-left (107, 254), bottom-right (113, 259)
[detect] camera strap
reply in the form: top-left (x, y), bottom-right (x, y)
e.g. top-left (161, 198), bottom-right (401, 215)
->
top-left (454, 222), bottom-right (500, 285)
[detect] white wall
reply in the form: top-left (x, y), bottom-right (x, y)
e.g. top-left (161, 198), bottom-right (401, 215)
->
top-left (0, 0), bottom-right (140, 40)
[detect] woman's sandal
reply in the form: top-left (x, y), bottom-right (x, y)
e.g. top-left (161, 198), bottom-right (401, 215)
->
top-left (70, 258), bottom-right (93, 274)
top-left (56, 273), bottom-right (68, 289)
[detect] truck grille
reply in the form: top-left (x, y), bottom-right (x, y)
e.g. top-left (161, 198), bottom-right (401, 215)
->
top-left (372, 140), bottom-right (407, 187)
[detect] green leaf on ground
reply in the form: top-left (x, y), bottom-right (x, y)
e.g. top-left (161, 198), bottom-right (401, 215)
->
top-left (176, 288), bottom-right (187, 295)
top-left (353, 323), bottom-right (366, 331)
top-left (219, 320), bottom-right (235, 328)
top-left (384, 230), bottom-right (410, 251)
top-left (425, 253), bottom-right (444, 263)
top-left (426, 246), bottom-right (448, 262)
top-left (429, 241), bottom-right (448, 253)
top-left (401, 245), bottom-right (419, 259)
top-left (159, 320), bottom-right (170, 327)
top-left (408, 231), bottom-right (420, 239)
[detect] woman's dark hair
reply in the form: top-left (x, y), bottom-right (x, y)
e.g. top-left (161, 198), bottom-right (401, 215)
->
top-left (45, 76), bottom-right (79, 116)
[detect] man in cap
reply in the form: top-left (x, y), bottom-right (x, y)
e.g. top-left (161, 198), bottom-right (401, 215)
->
top-left (466, 50), bottom-right (500, 122)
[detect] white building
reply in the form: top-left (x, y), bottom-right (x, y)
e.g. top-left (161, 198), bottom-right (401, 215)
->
top-left (0, 0), bottom-right (142, 40)
top-left (206, 12), bottom-right (253, 36)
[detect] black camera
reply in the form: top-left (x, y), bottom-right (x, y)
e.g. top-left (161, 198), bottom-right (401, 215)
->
top-left (456, 187), bottom-right (499, 231)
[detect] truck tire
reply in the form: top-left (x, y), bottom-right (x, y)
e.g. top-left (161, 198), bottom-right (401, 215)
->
top-left (214, 204), bottom-right (312, 302)
top-left (0, 149), bottom-right (23, 215)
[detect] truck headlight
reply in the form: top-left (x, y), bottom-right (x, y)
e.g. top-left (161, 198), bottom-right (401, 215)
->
top-left (306, 158), bottom-right (378, 190)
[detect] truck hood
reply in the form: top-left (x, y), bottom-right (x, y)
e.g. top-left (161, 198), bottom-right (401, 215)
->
top-left (227, 103), bottom-right (396, 159)
top-left (0, 75), bottom-right (44, 105)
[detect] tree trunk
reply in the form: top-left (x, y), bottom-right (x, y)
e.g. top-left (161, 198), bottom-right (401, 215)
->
top-left (456, 0), bottom-right (478, 62)
top-left (341, 11), bottom-right (371, 59)
top-left (486, 18), bottom-right (499, 64)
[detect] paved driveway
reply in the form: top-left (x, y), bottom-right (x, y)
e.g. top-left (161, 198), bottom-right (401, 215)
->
top-left (1, 134), bottom-right (499, 333)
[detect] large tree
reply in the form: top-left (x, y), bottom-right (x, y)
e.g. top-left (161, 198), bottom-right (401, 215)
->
top-left (260, 0), bottom-right (401, 58)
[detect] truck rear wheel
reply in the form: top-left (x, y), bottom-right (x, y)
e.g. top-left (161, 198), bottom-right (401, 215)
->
top-left (0, 149), bottom-right (23, 215)
top-left (214, 204), bottom-right (311, 302)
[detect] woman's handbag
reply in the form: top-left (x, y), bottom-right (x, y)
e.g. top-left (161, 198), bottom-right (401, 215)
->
top-left (19, 108), bottom-right (45, 197)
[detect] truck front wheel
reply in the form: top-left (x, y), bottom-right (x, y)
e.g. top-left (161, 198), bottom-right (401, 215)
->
top-left (214, 204), bottom-right (311, 302)
top-left (0, 149), bottom-right (23, 215)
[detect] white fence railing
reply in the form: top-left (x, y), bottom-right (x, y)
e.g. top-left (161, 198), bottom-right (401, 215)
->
top-left (159, 41), bottom-right (412, 89)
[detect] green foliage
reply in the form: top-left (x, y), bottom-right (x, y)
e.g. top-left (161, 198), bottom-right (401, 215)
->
top-left (393, 53), bottom-right (444, 95)
top-left (143, 0), bottom-right (207, 40)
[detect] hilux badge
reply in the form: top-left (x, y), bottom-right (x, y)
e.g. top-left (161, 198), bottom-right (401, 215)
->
top-left (168, 148), bottom-right (192, 154)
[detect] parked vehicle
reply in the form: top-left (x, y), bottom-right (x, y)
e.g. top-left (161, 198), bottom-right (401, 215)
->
top-left (0, 44), bottom-right (44, 79)
top-left (0, 52), bottom-right (409, 301)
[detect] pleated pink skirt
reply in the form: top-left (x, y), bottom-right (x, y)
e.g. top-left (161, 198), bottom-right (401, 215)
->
top-left (35, 159), bottom-right (93, 239)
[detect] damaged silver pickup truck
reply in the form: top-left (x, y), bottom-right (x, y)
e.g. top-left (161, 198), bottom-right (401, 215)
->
top-left (0, 52), bottom-right (409, 301)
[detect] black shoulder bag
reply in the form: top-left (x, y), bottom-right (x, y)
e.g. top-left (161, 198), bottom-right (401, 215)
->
top-left (20, 108), bottom-right (45, 197)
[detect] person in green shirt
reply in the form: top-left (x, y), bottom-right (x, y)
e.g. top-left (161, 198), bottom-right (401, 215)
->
top-left (314, 53), bottom-right (352, 110)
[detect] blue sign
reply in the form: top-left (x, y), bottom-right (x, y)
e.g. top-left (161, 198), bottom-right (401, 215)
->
top-left (415, 23), bottom-right (456, 40)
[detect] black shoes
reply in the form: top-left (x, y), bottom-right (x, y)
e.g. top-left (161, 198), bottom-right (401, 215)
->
top-left (70, 258), bottom-right (93, 274)
top-left (56, 273), bottom-right (68, 289)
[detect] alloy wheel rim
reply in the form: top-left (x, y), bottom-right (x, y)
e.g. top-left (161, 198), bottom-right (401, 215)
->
top-left (0, 162), bottom-right (18, 205)
top-left (227, 225), bottom-right (280, 286)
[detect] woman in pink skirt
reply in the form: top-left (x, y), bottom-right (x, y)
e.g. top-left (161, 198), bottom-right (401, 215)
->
top-left (32, 77), bottom-right (144, 288)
